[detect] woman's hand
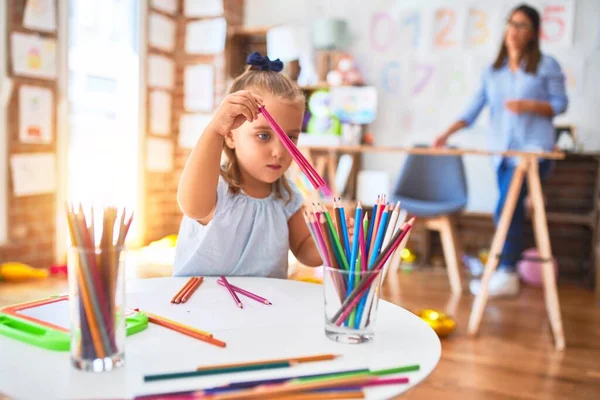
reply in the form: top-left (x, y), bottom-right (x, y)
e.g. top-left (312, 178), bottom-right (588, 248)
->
top-left (433, 133), bottom-right (450, 148)
top-left (505, 99), bottom-right (533, 114)
top-left (207, 90), bottom-right (264, 137)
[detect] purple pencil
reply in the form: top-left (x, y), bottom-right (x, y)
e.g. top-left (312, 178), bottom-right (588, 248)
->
top-left (216, 279), bottom-right (272, 305)
top-left (220, 276), bottom-right (243, 308)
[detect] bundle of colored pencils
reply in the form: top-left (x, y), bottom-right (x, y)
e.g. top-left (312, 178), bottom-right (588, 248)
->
top-left (66, 205), bottom-right (133, 360)
top-left (171, 277), bottom-right (204, 304)
top-left (135, 363), bottom-right (420, 399)
top-left (259, 106), bottom-right (331, 196)
top-left (303, 197), bottom-right (414, 328)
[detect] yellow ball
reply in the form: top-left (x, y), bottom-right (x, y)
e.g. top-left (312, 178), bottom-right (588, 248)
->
top-left (417, 308), bottom-right (456, 338)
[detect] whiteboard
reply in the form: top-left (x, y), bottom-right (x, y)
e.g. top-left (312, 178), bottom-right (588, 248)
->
top-left (246, 0), bottom-right (600, 213)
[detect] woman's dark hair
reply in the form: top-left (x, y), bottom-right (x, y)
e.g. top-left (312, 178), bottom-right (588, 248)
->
top-left (493, 4), bottom-right (541, 74)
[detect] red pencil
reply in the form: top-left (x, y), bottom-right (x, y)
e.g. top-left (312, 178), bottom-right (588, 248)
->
top-left (220, 276), bottom-right (243, 308)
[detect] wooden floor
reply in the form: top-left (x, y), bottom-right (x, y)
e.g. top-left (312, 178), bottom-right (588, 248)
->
top-left (1, 269), bottom-right (600, 399)
top-left (380, 268), bottom-right (600, 400)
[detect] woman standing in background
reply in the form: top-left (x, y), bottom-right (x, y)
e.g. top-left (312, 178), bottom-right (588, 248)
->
top-left (434, 4), bottom-right (568, 297)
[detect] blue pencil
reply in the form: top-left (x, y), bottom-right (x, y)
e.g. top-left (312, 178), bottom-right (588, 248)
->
top-left (356, 205), bottom-right (390, 327)
top-left (368, 205), bottom-right (390, 269)
top-left (338, 199), bottom-right (352, 260)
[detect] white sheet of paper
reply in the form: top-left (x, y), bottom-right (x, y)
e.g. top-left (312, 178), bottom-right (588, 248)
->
top-left (151, 0), bottom-right (177, 15)
top-left (185, 18), bottom-right (226, 54)
top-left (11, 32), bottom-right (57, 80)
top-left (149, 90), bottom-right (172, 135)
top-left (184, 0), bottom-right (223, 17)
top-left (19, 85), bottom-right (53, 144)
top-left (23, 0), bottom-right (56, 32)
top-left (184, 64), bottom-right (214, 111)
top-left (149, 13), bottom-right (176, 52)
top-left (179, 113), bottom-right (212, 149)
top-left (148, 13), bottom-right (175, 51)
top-left (148, 54), bottom-right (174, 89)
top-left (10, 153), bottom-right (56, 196)
top-left (146, 138), bottom-right (173, 172)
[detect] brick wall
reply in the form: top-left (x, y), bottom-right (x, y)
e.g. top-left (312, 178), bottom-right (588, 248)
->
top-left (143, 0), bottom-right (244, 244)
top-left (0, 0), bottom-right (58, 267)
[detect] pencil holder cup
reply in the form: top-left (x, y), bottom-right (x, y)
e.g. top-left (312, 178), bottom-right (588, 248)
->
top-left (323, 266), bottom-right (383, 344)
top-left (67, 246), bottom-right (126, 372)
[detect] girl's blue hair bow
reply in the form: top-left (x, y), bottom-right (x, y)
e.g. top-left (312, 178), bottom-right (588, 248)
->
top-left (246, 51), bottom-right (284, 72)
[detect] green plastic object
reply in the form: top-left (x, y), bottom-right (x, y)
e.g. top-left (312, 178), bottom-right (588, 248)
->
top-left (0, 311), bottom-right (148, 351)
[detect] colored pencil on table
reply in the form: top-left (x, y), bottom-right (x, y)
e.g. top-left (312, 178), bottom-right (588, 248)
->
top-left (221, 276), bottom-right (243, 308)
top-left (145, 362), bottom-right (291, 382)
top-left (212, 374), bottom-right (372, 400)
top-left (147, 315), bottom-right (226, 348)
top-left (216, 279), bottom-right (272, 305)
top-left (275, 391), bottom-right (365, 399)
top-left (171, 277), bottom-right (196, 303)
top-left (180, 276), bottom-right (203, 303)
top-left (139, 310), bottom-right (213, 337)
top-left (197, 354), bottom-right (340, 372)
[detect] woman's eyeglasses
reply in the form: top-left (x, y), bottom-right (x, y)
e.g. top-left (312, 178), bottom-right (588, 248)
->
top-left (506, 20), bottom-right (533, 31)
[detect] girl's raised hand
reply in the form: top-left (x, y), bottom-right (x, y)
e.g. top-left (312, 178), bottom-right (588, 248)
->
top-left (207, 90), bottom-right (264, 137)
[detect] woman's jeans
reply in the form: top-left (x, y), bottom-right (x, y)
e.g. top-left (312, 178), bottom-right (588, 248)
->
top-left (494, 159), bottom-right (553, 271)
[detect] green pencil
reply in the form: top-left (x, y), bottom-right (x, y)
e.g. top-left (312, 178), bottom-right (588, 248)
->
top-left (144, 361), bottom-right (291, 382)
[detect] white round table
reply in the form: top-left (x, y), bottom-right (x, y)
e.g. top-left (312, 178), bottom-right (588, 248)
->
top-left (0, 277), bottom-right (440, 399)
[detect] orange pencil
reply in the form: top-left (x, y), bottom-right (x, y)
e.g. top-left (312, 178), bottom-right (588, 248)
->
top-left (181, 277), bottom-right (204, 303)
top-left (171, 277), bottom-right (196, 303)
top-left (196, 354), bottom-right (340, 371)
top-left (140, 310), bottom-right (213, 337)
top-left (150, 317), bottom-right (226, 348)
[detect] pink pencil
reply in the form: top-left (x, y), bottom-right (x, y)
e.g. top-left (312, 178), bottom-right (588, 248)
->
top-left (220, 276), bottom-right (243, 308)
top-left (216, 279), bottom-right (272, 305)
top-left (259, 106), bottom-right (329, 194)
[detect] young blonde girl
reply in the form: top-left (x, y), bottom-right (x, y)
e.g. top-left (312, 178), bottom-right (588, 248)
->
top-left (173, 52), bottom-right (324, 278)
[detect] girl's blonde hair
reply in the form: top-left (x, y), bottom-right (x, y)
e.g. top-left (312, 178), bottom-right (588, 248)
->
top-left (220, 62), bottom-right (305, 202)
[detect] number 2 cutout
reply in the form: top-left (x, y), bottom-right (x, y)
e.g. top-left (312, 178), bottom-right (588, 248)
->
top-left (434, 9), bottom-right (457, 47)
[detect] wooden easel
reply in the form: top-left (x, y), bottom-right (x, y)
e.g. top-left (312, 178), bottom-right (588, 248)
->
top-left (467, 154), bottom-right (565, 350)
top-left (298, 145), bottom-right (566, 349)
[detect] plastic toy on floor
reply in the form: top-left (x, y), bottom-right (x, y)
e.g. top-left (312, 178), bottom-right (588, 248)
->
top-left (416, 309), bottom-right (456, 338)
top-left (0, 262), bottom-right (48, 282)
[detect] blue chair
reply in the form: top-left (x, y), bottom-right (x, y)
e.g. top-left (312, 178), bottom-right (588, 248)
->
top-left (391, 145), bottom-right (468, 294)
